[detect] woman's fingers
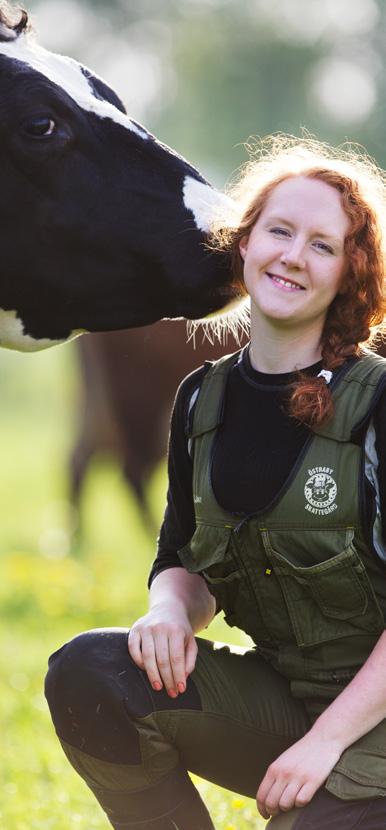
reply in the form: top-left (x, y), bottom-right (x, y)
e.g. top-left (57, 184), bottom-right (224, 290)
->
top-left (127, 628), bottom-right (145, 670)
top-left (168, 629), bottom-right (188, 693)
top-left (151, 629), bottom-right (179, 694)
top-left (256, 770), bottom-right (275, 818)
top-left (137, 629), bottom-right (163, 690)
top-left (185, 635), bottom-right (198, 676)
top-left (278, 781), bottom-right (303, 812)
top-left (128, 628), bottom-right (169, 692)
top-left (294, 781), bottom-right (316, 808)
top-left (257, 776), bottom-right (282, 819)
top-left (257, 774), bottom-right (315, 818)
top-left (128, 617), bottom-right (196, 697)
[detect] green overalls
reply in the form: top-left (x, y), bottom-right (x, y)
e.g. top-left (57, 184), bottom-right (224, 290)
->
top-left (45, 350), bottom-right (386, 830)
top-left (179, 350), bottom-right (386, 801)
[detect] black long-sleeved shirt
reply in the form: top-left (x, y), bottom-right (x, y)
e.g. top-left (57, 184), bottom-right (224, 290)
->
top-left (149, 347), bottom-right (386, 586)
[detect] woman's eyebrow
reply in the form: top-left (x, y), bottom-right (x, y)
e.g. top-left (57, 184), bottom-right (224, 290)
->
top-left (264, 214), bottom-right (292, 226)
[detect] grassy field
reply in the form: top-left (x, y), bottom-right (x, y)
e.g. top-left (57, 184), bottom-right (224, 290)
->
top-left (0, 343), bottom-right (266, 829)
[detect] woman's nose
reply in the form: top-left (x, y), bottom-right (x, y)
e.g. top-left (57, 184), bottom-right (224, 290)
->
top-left (280, 242), bottom-right (306, 270)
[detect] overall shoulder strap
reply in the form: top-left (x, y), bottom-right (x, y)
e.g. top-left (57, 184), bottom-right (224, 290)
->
top-left (314, 352), bottom-right (386, 442)
top-left (188, 350), bottom-right (241, 439)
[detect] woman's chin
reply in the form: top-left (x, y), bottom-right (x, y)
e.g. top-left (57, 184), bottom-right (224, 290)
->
top-left (251, 299), bottom-right (303, 327)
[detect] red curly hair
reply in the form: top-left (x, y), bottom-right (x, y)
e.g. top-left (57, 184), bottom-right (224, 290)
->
top-left (210, 137), bottom-right (386, 427)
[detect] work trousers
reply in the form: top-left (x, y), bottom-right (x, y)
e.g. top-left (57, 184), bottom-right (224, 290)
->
top-left (45, 628), bottom-right (386, 830)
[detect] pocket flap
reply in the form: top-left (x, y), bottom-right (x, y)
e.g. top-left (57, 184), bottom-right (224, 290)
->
top-left (178, 524), bottom-right (232, 573)
top-left (327, 720), bottom-right (386, 799)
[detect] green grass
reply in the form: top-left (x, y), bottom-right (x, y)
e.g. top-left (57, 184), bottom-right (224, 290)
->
top-left (0, 343), bottom-right (266, 829)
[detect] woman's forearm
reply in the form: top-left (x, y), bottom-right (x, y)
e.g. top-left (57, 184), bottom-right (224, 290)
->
top-left (310, 631), bottom-right (386, 751)
top-left (149, 567), bottom-right (216, 633)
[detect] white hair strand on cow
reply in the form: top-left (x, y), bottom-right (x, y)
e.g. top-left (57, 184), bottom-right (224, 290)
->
top-left (186, 297), bottom-right (250, 347)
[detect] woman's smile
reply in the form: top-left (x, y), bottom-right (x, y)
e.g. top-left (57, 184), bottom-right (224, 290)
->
top-left (266, 272), bottom-right (305, 291)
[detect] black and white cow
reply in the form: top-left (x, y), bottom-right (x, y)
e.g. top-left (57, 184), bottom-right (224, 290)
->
top-left (0, 4), bottom-right (244, 351)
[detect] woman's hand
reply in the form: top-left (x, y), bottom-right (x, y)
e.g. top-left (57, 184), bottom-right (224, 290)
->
top-left (256, 731), bottom-right (342, 819)
top-left (128, 601), bottom-right (198, 698)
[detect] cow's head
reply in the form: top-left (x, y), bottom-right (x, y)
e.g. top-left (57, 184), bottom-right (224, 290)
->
top-left (0, 4), bottom-right (244, 350)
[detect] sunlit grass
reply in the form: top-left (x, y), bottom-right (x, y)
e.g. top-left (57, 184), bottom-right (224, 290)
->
top-left (0, 344), bottom-right (266, 829)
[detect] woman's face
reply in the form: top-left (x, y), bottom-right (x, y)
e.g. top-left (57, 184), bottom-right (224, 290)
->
top-left (239, 176), bottom-right (350, 331)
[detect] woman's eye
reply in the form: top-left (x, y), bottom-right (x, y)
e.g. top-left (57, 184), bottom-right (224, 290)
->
top-left (270, 226), bottom-right (290, 237)
top-left (23, 117), bottom-right (57, 138)
top-left (314, 241), bottom-right (334, 254)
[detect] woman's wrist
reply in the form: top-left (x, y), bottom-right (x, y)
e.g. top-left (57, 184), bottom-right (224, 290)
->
top-left (307, 716), bottom-right (347, 756)
top-left (149, 597), bottom-right (190, 617)
top-left (149, 568), bottom-right (215, 631)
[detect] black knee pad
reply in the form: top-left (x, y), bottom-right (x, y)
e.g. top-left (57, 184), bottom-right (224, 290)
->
top-left (45, 626), bottom-right (202, 765)
top-left (45, 627), bottom-right (145, 763)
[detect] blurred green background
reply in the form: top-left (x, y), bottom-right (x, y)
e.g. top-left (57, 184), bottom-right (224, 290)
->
top-left (2, 0), bottom-right (386, 826)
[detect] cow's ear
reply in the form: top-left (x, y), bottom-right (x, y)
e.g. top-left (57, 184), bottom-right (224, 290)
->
top-left (80, 66), bottom-right (127, 114)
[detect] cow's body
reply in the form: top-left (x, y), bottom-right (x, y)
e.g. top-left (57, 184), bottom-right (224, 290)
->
top-left (0, 4), bottom-right (244, 351)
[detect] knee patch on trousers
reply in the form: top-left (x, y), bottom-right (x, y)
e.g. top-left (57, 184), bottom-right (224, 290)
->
top-left (45, 628), bottom-right (202, 765)
top-left (45, 629), bottom-right (144, 763)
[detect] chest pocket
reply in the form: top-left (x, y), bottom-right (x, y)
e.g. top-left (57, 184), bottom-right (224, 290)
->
top-left (262, 530), bottom-right (384, 648)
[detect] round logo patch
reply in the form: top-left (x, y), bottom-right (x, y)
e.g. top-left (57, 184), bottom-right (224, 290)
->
top-left (304, 467), bottom-right (338, 515)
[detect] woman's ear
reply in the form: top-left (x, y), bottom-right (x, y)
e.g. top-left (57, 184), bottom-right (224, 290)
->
top-left (239, 235), bottom-right (249, 260)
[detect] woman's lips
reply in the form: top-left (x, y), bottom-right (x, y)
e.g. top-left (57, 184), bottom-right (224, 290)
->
top-left (266, 272), bottom-right (305, 291)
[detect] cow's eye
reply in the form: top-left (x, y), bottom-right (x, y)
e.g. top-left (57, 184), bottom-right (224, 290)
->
top-left (23, 117), bottom-right (56, 138)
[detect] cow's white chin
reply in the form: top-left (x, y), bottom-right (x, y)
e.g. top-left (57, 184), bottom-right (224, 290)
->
top-left (0, 309), bottom-right (85, 352)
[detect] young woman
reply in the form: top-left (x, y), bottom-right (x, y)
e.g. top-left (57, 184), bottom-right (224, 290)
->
top-left (46, 137), bottom-right (386, 830)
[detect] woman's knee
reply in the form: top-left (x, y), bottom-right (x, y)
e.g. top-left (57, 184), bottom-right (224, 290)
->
top-left (44, 628), bottom-right (207, 769)
top-left (45, 628), bottom-right (133, 731)
top-left (44, 627), bottom-right (150, 763)
top-left (45, 628), bottom-right (130, 709)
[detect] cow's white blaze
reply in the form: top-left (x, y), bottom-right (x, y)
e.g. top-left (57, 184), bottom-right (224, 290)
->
top-left (0, 309), bottom-right (84, 351)
top-left (183, 176), bottom-right (249, 337)
top-left (183, 175), bottom-right (234, 232)
top-left (0, 33), bottom-right (149, 139)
